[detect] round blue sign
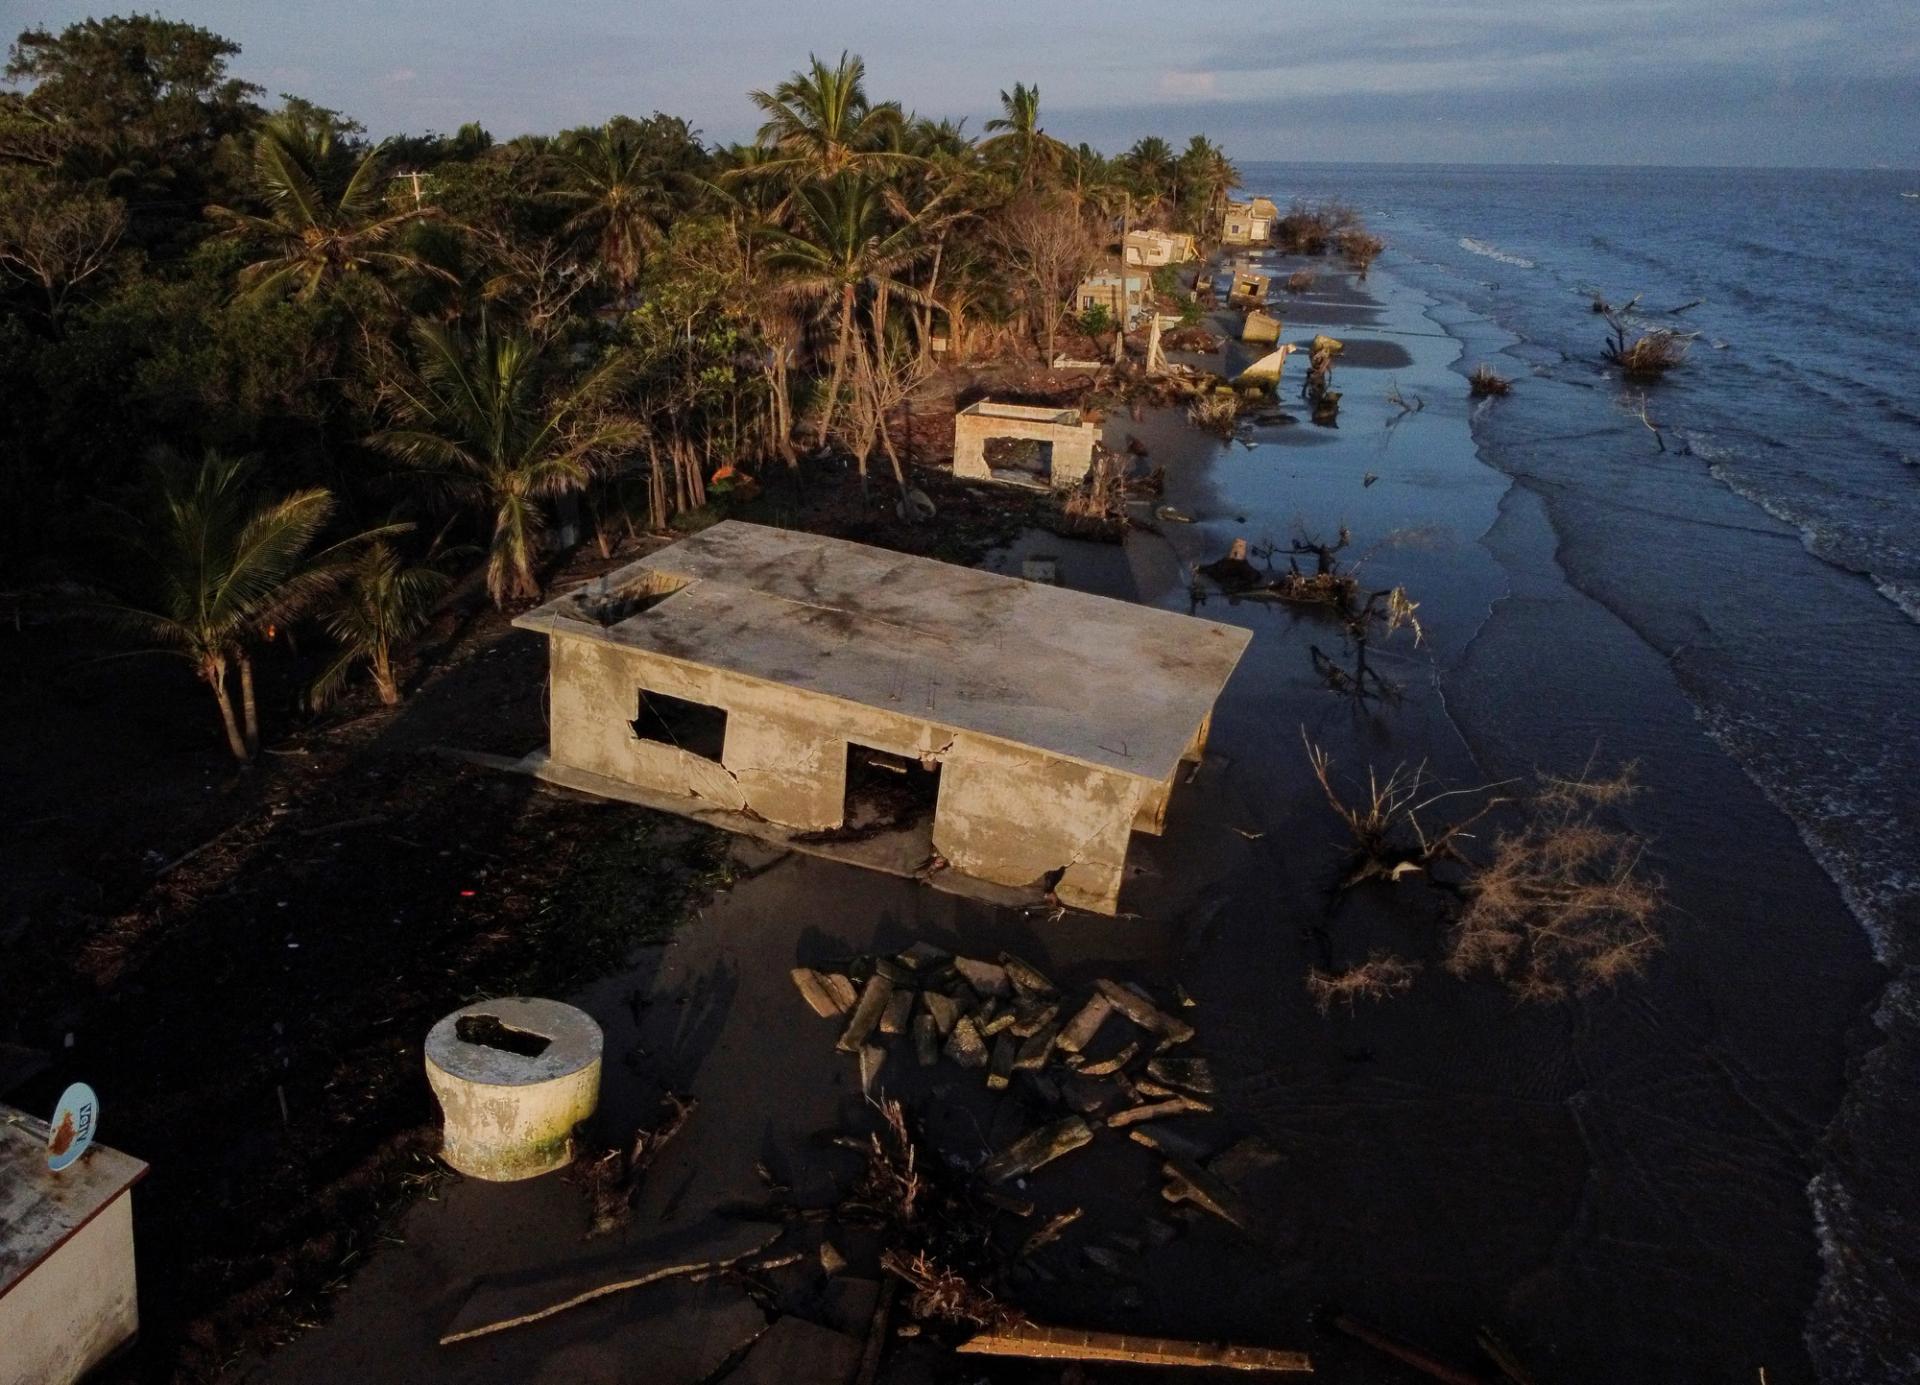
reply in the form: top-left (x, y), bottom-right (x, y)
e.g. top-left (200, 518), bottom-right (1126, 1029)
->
top-left (47, 1082), bottom-right (98, 1172)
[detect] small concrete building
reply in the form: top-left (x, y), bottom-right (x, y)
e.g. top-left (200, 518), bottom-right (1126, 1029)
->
top-left (1124, 229), bottom-right (1198, 267)
top-left (1075, 270), bottom-right (1154, 326)
top-left (1222, 196), bottom-right (1280, 245)
top-left (1, 1108), bottom-right (147, 1385)
top-left (513, 523), bottom-right (1251, 914)
top-left (952, 400), bottom-right (1099, 488)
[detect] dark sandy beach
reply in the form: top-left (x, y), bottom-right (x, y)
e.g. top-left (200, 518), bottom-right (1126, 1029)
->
top-left (247, 251), bottom-right (1886, 1384)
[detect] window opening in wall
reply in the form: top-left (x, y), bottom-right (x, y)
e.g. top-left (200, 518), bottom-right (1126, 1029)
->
top-left (631, 687), bottom-right (728, 761)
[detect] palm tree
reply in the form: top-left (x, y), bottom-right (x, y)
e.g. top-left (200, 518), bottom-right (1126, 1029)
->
top-left (1122, 136), bottom-right (1177, 209)
top-left (746, 51), bottom-right (912, 182)
top-left (551, 122), bottom-right (672, 295)
top-left (1178, 135), bottom-right (1240, 233)
top-left (107, 452), bottom-right (360, 761)
top-left (763, 174), bottom-right (933, 449)
top-left (205, 114), bottom-right (446, 301)
top-left (982, 83), bottom-right (1065, 186)
top-left (368, 321), bottom-right (644, 605)
top-left (309, 537), bottom-right (451, 708)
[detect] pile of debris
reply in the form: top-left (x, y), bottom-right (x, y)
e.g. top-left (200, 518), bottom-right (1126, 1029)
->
top-left (791, 946), bottom-right (1278, 1237)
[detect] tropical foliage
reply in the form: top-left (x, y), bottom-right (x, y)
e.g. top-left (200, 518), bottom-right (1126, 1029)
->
top-left (2, 15), bottom-right (1246, 755)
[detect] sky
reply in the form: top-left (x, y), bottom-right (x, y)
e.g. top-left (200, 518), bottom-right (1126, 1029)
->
top-left (11, 0), bottom-right (1919, 167)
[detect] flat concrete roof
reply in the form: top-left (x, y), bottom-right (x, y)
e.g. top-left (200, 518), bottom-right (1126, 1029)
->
top-left (1, 1106), bottom-right (147, 1294)
top-left (516, 522), bottom-right (1251, 784)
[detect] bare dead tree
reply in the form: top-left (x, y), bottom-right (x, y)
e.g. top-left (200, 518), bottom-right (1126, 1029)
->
top-left (1299, 735), bottom-right (1663, 1006)
top-left (986, 194), bottom-right (1099, 365)
top-left (475, 226), bottom-right (597, 339)
top-left (0, 175), bottom-right (126, 320)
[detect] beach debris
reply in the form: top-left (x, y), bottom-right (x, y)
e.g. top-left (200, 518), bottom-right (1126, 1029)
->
top-left (1096, 978), bottom-right (1195, 1044)
top-left (953, 956), bottom-right (1010, 997)
top-left (981, 1116), bottom-right (1094, 1182)
top-left (1602, 312), bottom-right (1692, 378)
top-left (1147, 1055), bottom-right (1216, 1096)
top-left (576, 1092), bottom-right (698, 1237)
top-left (1188, 392), bottom-right (1240, 437)
top-left (859, 1044), bottom-right (887, 1094)
top-left (957, 1321), bottom-right (1311, 1372)
top-left (1199, 538), bottom-right (1265, 592)
top-left (999, 952), bottom-right (1057, 997)
top-left (896, 940), bottom-right (949, 970)
top-left (1013, 1025), bottom-right (1058, 1071)
top-left (791, 967), bottom-right (856, 1017)
top-left (1241, 309), bottom-right (1283, 344)
top-left (1055, 995), bottom-right (1113, 1053)
top-left (1158, 1159), bottom-right (1248, 1229)
top-left (986, 1033), bottom-right (1017, 1090)
top-left (911, 1013), bottom-right (939, 1067)
top-left (820, 1239), bottom-right (848, 1275)
top-left (1468, 364), bottom-right (1513, 397)
top-left (438, 1226), bottom-right (781, 1344)
top-left (945, 1015), bottom-right (988, 1068)
top-left (1303, 333), bottom-right (1344, 423)
top-left (1107, 1096), bottom-right (1212, 1128)
top-left (920, 989), bottom-right (962, 1036)
top-left (1075, 1040), bottom-right (1138, 1076)
top-left (1019, 1207), bottom-right (1084, 1258)
top-left (1155, 503), bottom-right (1195, 523)
top-left (1127, 1122), bottom-right (1213, 1163)
top-left (879, 989), bottom-right (915, 1035)
top-left (838, 974), bottom-right (896, 1053)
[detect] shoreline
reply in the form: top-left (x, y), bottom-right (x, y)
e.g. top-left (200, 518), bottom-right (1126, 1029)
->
top-left (251, 245), bottom-right (1892, 1383)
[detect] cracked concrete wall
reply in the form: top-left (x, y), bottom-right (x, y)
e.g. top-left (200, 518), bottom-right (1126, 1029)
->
top-left (952, 413), bottom-right (1098, 487)
top-left (931, 733), bottom-right (1140, 914)
top-left (546, 631), bottom-right (1152, 911)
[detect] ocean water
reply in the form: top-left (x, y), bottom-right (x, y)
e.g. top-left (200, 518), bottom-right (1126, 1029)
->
top-left (1236, 161), bottom-right (1920, 1380)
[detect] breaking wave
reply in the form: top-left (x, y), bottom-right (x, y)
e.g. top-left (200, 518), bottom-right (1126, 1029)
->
top-left (1458, 236), bottom-right (1534, 268)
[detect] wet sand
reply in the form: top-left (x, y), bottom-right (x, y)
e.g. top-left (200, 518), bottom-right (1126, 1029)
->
top-left (255, 256), bottom-right (1881, 1383)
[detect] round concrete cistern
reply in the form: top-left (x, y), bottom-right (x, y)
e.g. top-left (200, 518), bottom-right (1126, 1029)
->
top-left (424, 997), bottom-right (603, 1181)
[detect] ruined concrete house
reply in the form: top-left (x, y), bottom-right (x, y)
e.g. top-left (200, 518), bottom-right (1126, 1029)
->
top-left (1221, 196), bottom-right (1279, 245)
top-left (1124, 228), bottom-right (1198, 267)
top-left (951, 400), bottom-right (1099, 489)
top-left (513, 522), bottom-right (1251, 914)
top-left (1075, 270), bottom-right (1154, 326)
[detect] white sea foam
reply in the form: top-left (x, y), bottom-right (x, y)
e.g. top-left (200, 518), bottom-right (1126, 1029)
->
top-left (1458, 236), bottom-right (1534, 268)
top-left (1872, 578), bottom-right (1920, 626)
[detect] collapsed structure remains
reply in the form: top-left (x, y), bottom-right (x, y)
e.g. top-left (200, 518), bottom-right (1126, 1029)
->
top-left (514, 522), bottom-right (1250, 913)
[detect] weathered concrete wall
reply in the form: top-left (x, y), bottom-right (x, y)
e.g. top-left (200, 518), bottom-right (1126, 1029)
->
top-left (544, 630), bottom-right (1150, 912)
top-left (0, 1193), bottom-right (139, 1385)
top-left (931, 732), bottom-right (1141, 914)
top-left (953, 411), bottom-right (1099, 488)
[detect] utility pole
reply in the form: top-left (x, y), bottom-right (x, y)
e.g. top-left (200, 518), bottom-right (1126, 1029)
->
top-left (1113, 189), bottom-right (1130, 366)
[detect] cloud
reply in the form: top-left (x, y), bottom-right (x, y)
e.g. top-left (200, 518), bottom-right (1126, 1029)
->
top-left (1158, 70), bottom-right (1217, 99)
top-left (385, 67), bottom-right (417, 84)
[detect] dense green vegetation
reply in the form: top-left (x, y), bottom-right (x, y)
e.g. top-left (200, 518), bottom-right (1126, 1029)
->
top-left (0, 16), bottom-right (1241, 756)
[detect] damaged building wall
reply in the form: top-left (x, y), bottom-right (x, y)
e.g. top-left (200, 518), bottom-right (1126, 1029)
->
top-left (931, 733), bottom-right (1142, 913)
top-left (952, 403), bottom-right (1099, 488)
top-left (545, 631), bottom-right (1162, 913)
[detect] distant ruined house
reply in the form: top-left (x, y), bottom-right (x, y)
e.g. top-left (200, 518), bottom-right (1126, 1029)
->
top-left (1221, 196), bottom-right (1279, 245)
top-left (1124, 228), bottom-right (1199, 267)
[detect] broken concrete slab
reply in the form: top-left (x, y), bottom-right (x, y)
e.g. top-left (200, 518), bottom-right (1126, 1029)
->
top-left (1076, 1040), bottom-right (1139, 1077)
top-left (982, 1117), bottom-right (1094, 1182)
top-left (1009, 999), bottom-right (1058, 1038)
top-left (1096, 980), bottom-right (1195, 1045)
top-left (879, 989), bottom-right (915, 1036)
top-left (1159, 1159), bottom-right (1248, 1230)
top-left (837, 975), bottom-right (895, 1053)
top-left (911, 1014), bottom-right (939, 1067)
top-left (858, 1045), bottom-right (886, 1095)
top-left (1013, 1025), bottom-right (1058, 1072)
top-left (986, 1034), bottom-right (1016, 1090)
top-left (896, 941), bottom-right (949, 970)
top-left (999, 953), bottom-right (1057, 997)
top-left (944, 1016), bottom-right (988, 1068)
top-left (953, 957), bottom-right (1009, 998)
top-left (1147, 1055), bottom-right (1216, 1095)
top-left (1208, 1135), bottom-right (1283, 1184)
top-left (920, 990), bottom-right (962, 1037)
top-left (791, 967), bottom-right (852, 1018)
top-left (1019, 1207), bottom-right (1083, 1258)
top-left (958, 1321), bottom-right (1310, 1371)
top-left (1056, 995), bottom-right (1113, 1053)
top-left (1107, 1096), bottom-right (1211, 1128)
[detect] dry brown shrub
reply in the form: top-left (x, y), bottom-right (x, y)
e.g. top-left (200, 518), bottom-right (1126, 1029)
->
top-left (1285, 269), bottom-right (1317, 294)
top-left (1188, 391), bottom-right (1240, 436)
top-left (1339, 230), bottom-right (1385, 278)
top-left (1602, 313), bottom-right (1691, 378)
top-left (1468, 364), bottom-right (1513, 397)
top-left (880, 1248), bottom-right (1017, 1328)
top-left (1447, 765), bottom-right (1663, 1002)
top-left (1306, 950), bottom-right (1420, 1014)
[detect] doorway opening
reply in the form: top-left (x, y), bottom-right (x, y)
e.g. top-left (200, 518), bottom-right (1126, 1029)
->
top-left (983, 436), bottom-right (1053, 486)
